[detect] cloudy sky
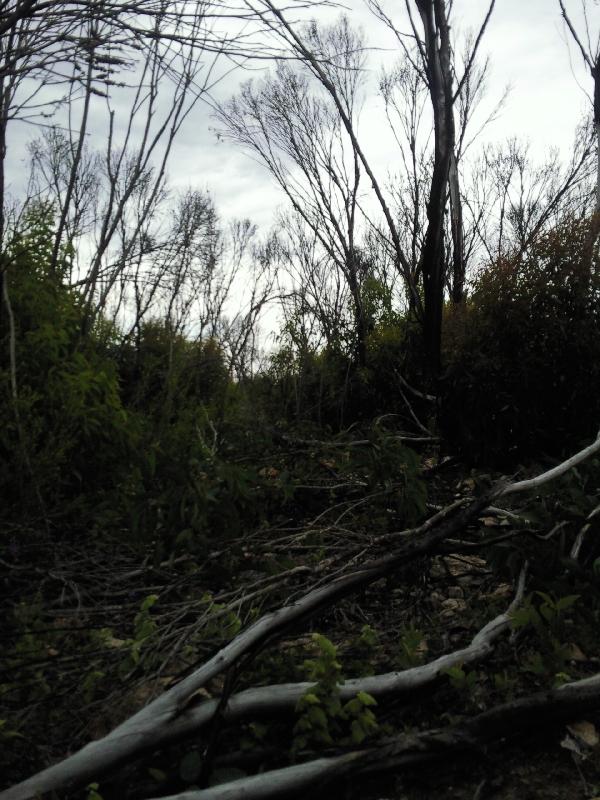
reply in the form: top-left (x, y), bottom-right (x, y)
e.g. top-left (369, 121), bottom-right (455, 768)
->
top-left (162, 0), bottom-right (595, 231)
top-left (7, 0), bottom-right (595, 234)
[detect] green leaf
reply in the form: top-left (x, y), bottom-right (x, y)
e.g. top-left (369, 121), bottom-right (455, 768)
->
top-left (301, 692), bottom-right (321, 706)
top-left (555, 595), bottom-right (579, 612)
top-left (356, 691), bottom-right (377, 706)
top-left (351, 719), bottom-right (366, 744)
top-left (86, 783), bottom-right (104, 800)
top-left (140, 594), bottom-right (159, 613)
top-left (179, 750), bottom-right (203, 783)
top-left (0, 719), bottom-right (24, 739)
top-left (208, 767), bottom-right (248, 787)
top-left (307, 705), bottom-right (329, 729)
top-left (147, 767), bottom-right (167, 782)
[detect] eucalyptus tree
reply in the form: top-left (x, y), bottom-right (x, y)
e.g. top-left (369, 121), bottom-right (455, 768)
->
top-left (217, 17), bottom-right (373, 366)
top-left (241, 0), bottom-right (498, 377)
top-left (461, 131), bottom-right (595, 265)
top-left (558, 0), bottom-right (600, 273)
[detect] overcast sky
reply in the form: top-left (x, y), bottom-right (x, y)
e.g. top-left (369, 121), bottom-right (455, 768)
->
top-left (162, 0), bottom-right (595, 231)
top-left (7, 0), bottom-right (596, 234)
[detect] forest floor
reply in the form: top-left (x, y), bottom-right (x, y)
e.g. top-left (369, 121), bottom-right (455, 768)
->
top-left (2, 443), bottom-right (600, 800)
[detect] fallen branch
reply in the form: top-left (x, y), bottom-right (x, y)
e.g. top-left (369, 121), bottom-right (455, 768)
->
top-left (4, 432), bottom-right (599, 800)
top-left (0, 491), bottom-right (496, 800)
top-left (151, 672), bottom-right (600, 800)
top-left (501, 432), bottom-right (600, 497)
top-left (139, 568), bottom-right (525, 744)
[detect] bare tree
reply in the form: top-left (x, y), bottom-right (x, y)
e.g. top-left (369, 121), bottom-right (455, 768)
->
top-left (217, 17), bottom-right (374, 365)
top-left (461, 128), bottom-right (595, 265)
top-left (558, 0), bottom-right (600, 268)
top-left (391, 0), bottom-right (495, 369)
top-left (243, 0), bottom-right (498, 377)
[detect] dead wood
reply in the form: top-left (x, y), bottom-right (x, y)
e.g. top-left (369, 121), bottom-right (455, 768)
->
top-left (150, 672), bottom-right (600, 800)
top-left (2, 434), bottom-right (599, 800)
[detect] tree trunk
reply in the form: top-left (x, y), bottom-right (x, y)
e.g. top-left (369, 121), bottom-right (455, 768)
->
top-left (415, 0), bottom-right (456, 376)
top-left (449, 151), bottom-right (465, 303)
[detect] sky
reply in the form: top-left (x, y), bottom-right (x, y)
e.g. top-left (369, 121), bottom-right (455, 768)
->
top-left (160, 0), bottom-right (596, 231)
top-left (5, 0), bottom-right (596, 240)
top-left (3, 0), bottom-right (595, 351)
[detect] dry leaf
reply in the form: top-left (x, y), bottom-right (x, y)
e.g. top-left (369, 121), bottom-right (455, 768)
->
top-left (319, 459), bottom-right (336, 470)
top-left (490, 583), bottom-right (513, 599)
top-left (561, 732), bottom-right (585, 758)
top-left (440, 598), bottom-right (467, 619)
top-left (415, 639), bottom-right (429, 659)
top-left (567, 720), bottom-right (599, 748)
top-left (444, 555), bottom-right (487, 577)
top-left (565, 643), bottom-right (587, 662)
top-left (479, 516), bottom-right (499, 527)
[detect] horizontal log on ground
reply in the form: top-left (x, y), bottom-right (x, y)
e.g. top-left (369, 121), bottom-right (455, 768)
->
top-left (152, 672), bottom-right (600, 800)
top-left (0, 492), bottom-right (495, 800)
top-left (165, 569), bottom-right (525, 737)
top-left (4, 432), bottom-right (598, 800)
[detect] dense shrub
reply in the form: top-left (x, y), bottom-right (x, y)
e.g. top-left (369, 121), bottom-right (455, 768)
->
top-left (0, 209), bottom-right (427, 551)
top-left (0, 207), bottom-right (133, 516)
top-left (118, 322), bottom-right (229, 418)
top-left (262, 294), bottom-right (424, 431)
top-left (441, 216), bottom-right (600, 464)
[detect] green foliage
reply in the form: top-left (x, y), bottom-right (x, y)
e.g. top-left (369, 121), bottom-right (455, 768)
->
top-left (443, 664), bottom-right (479, 693)
top-left (0, 204), bottom-right (133, 515)
top-left (129, 594), bottom-right (159, 667)
top-left (292, 634), bottom-right (378, 756)
top-left (511, 591), bottom-right (580, 681)
top-left (346, 624), bottom-right (380, 677)
top-left (396, 626), bottom-right (426, 669)
top-left (85, 783), bottom-right (104, 800)
top-left (442, 216), bottom-right (600, 463)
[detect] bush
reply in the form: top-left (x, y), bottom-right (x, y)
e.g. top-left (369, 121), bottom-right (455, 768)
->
top-left (0, 207), bottom-right (133, 516)
top-left (441, 216), bottom-right (600, 464)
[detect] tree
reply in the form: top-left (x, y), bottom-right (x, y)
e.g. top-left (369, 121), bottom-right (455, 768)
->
top-left (370, 0), bottom-right (497, 371)
top-left (241, 0), bottom-right (498, 378)
top-left (462, 131), bottom-right (595, 264)
top-left (558, 0), bottom-right (600, 268)
top-left (217, 18), bottom-right (372, 366)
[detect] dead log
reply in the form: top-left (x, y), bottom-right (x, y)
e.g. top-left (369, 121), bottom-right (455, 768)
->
top-left (152, 672), bottom-right (600, 800)
top-left (143, 569), bottom-right (525, 741)
top-left (2, 433), bottom-right (598, 800)
top-left (0, 492), bottom-right (494, 800)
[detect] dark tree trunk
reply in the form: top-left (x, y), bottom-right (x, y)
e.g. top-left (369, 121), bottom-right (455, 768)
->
top-left (416, 0), bottom-right (456, 376)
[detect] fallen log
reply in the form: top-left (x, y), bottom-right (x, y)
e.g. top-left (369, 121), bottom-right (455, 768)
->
top-left (0, 491), bottom-right (494, 800)
top-left (140, 568), bottom-right (525, 742)
top-left (3, 433), bottom-right (598, 800)
top-left (152, 672), bottom-right (600, 800)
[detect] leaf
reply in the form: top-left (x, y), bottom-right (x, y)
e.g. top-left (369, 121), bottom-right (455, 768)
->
top-left (147, 767), bottom-right (167, 782)
top-left (140, 594), bottom-right (159, 613)
top-left (356, 691), bottom-right (377, 706)
top-left (300, 692), bottom-right (321, 706)
top-left (351, 719), bottom-right (366, 744)
top-left (86, 784), bottom-right (104, 800)
top-left (555, 595), bottom-right (580, 612)
top-left (208, 767), bottom-right (248, 787)
top-left (564, 643), bottom-right (587, 662)
top-left (479, 516), bottom-right (499, 527)
top-left (567, 720), bottom-right (599, 748)
top-left (313, 633), bottom-right (337, 658)
top-left (307, 705), bottom-right (329, 729)
top-left (0, 719), bottom-right (24, 740)
top-left (179, 751), bottom-right (203, 783)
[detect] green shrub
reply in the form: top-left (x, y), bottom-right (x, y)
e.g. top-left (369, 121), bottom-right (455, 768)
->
top-left (0, 206), bottom-right (133, 515)
top-left (441, 216), bottom-right (600, 464)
